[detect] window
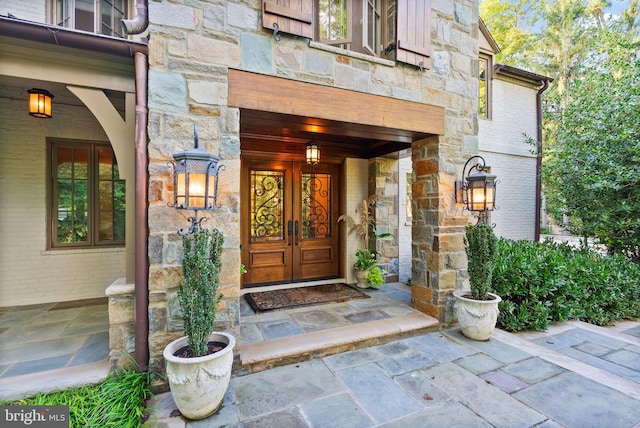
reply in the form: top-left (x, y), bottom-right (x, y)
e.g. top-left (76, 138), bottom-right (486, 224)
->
top-left (50, 0), bottom-right (127, 37)
top-left (363, 0), bottom-right (396, 58)
top-left (50, 140), bottom-right (125, 249)
top-left (317, 0), bottom-right (352, 46)
top-left (479, 55), bottom-right (491, 119)
top-left (263, 0), bottom-right (431, 69)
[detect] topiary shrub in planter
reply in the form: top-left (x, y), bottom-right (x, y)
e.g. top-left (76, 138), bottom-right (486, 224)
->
top-left (454, 223), bottom-right (501, 340)
top-left (163, 228), bottom-right (235, 420)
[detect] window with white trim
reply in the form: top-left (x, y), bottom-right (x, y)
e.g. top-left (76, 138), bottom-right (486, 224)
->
top-left (49, 0), bottom-right (128, 38)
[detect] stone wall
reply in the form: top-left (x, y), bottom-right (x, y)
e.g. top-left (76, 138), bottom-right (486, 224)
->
top-left (145, 0), bottom-right (480, 372)
top-left (370, 157), bottom-right (400, 282)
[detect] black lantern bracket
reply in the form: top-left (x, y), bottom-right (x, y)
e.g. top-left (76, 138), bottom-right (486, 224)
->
top-left (168, 123), bottom-right (226, 235)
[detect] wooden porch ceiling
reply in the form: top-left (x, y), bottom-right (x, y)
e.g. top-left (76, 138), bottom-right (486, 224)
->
top-left (239, 109), bottom-right (422, 159)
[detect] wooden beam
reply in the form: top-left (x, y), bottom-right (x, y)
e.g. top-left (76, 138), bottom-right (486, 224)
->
top-left (228, 69), bottom-right (444, 136)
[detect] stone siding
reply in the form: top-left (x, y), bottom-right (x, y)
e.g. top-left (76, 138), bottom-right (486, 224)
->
top-left (146, 0), bottom-right (480, 372)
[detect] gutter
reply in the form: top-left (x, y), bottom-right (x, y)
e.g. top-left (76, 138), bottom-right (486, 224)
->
top-left (534, 79), bottom-right (550, 242)
top-left (122, 0), bottom-right (150, 372)
top-left (0, 15), bottom-right (147, 57)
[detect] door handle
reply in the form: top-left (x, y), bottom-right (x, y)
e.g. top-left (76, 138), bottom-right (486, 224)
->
top-left (287, 220), bottom-right (292, 246)
top-left (294, 220), bottom-right (299, 245)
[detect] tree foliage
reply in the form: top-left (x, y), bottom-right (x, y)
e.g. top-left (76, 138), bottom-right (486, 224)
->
top-left (481, 0), bottom-right (640, 260)
top-left (544, 32), bottom-right (640, 260)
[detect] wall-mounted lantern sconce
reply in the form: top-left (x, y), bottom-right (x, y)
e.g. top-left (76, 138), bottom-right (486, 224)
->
top-left (306, 141), bottom-right (320, 165)
top-left (455, 155), bottom-right (497, 224)
top-left (169, 123), bottom-right (225, 235)
top-left (28, 88), bottom-right (54, 118)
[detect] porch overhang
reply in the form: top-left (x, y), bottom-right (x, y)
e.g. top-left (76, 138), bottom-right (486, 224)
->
top-left (228, 69), bottom-right (445, 159)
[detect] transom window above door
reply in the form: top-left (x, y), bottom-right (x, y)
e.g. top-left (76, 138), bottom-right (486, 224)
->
top-left (263, 0), bottom-right (432, 69)
top-left (48, 0), bottom-right (128, 38)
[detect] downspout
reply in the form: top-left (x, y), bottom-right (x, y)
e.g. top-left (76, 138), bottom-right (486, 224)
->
top-left (122, 0), bottom-right (148, 35)
top-left (122, 0), bottom-right (149, 371)
top-left (534, 79), bottom-right (550, 242)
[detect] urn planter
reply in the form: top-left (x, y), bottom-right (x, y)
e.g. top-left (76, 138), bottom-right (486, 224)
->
top-left (354, 268), bottom-right (371, 288)
top-left (453, 290), bottom-right (501, 341)
top-left (163, 332), bottom-right (235, 420)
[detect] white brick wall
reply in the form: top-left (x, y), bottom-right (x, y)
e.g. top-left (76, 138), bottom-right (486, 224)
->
top-left (479, 77), bottom-right (539, 240)
top-left (0, 84), bottom-right (126, 307)
top-left (0, 0), bottom-right (46, 23)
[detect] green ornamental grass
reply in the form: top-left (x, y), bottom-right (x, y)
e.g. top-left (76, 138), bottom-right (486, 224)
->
top-left (0, 370), bottom-right (151, 428)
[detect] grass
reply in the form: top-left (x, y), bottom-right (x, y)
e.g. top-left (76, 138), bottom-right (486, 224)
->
top-left (1, 369), bottom-right (152, 428)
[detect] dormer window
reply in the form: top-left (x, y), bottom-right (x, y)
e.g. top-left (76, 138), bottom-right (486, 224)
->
top-left (49, 0), bottom-right (128, 38)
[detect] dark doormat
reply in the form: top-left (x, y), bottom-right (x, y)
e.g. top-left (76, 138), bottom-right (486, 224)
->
top-left (244, 283), bottom-right (370, 313)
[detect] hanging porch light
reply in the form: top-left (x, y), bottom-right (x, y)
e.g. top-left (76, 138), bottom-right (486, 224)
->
top-left (28, 88), bottom-right (54, 118)
top-left (306, 141), bottom-right (320, 165)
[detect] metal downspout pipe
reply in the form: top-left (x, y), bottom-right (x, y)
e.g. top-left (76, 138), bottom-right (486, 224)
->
top-left (534, 79), bottom-right (550, 242)
top-left (123, 0), bottom-right (149, 371)
top-left (122, 0), bottom-right (148, 35)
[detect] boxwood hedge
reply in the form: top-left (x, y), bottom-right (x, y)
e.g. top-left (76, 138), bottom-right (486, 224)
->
top-left (492, 238), bottom-right (640, 332)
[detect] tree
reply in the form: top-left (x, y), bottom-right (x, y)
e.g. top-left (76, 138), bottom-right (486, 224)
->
top-left (480, 0), bottom-right (543, 68)
top-left (543, 31), bottom-right (640, 261)
top-left (482, 0), bottom-right (640, 260)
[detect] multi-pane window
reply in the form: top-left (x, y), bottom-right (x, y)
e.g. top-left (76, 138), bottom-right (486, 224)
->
top-left (315, 0), bottom-right (397, 58)
top-left (479, 55), bottom-right (491, 118)
top-left (317, 0), bottom-right (352, 46)
top-left (50, 0), bottom-right (127, 38)
top-left (264, 0), bottom-right (430, 69)
top-left (50, 141), bottom-right (125, 248)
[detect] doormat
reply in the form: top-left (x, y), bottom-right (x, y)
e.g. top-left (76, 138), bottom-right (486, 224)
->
top-left (244, 283), bottom-right (370, 313)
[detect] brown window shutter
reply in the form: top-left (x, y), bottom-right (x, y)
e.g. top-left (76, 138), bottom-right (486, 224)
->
top-left (396, 0), bottom-right (432, 69)
top-left (262, 0), bottom-right (314, 40)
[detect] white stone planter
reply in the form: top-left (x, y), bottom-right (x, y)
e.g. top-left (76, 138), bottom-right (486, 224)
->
top-left (163, 332), bottom-right (235, 420)
top-left (354, 268), bottom-right (370, 288)
top-left (453, 290), bottom-right (501, 341)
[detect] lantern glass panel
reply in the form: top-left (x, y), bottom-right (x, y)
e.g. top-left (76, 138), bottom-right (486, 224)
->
top-left (467, 180), bottom-right (488, 211)
top-left (29, 92), bottom-right (52, 118)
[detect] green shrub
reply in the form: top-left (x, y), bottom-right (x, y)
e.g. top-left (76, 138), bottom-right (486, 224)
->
top-left (465, 224), bottom-right (498, 300)
top-left (179, 228), bottom-right (224, 358)
top-left (493, 238), bottom-right (640, 331)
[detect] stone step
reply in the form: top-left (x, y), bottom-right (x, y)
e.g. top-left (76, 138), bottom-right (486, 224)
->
top-left (235, 312), bottom-right (440, 375)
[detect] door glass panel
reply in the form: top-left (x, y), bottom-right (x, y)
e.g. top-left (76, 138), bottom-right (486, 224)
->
top-left (302, 172), bottom-right (331, 239)
top-left (251, 170), bottom-right (284, 241)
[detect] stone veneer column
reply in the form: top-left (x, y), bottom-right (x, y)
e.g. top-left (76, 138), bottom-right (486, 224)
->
top-left (144, 0), bottom-right (243, 376)
top-left (370, 158), bottom-right (400, 282)
top-left (410, 138), bottom-right (469, 322)
top-left (407, 1), bottom-right (481, 323)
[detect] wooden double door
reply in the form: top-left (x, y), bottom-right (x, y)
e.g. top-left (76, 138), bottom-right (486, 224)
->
top-left (241, 159), bottom-right (341, 287)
